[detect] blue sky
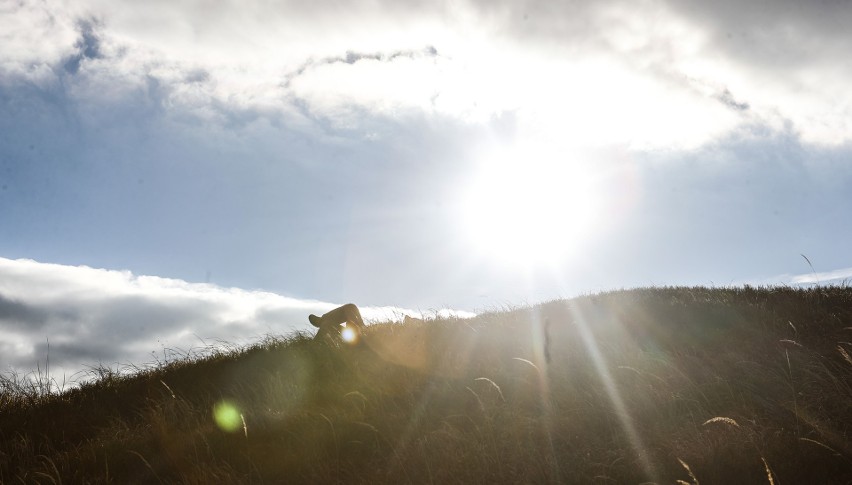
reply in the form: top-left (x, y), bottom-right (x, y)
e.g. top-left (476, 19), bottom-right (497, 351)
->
top-left (2, 0), bottom-right (852, 378)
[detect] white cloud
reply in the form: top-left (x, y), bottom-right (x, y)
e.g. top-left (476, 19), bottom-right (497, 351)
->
top-left (744, 266), bottom-right (852, 287)
top-left (0, 257), bottom-right (473, 384)
top-left (4, 0), bottom-right (852, 149)
top-left (790, 267), bottom-right (852, 285)
top-left (0, 0), bottom-right (80, 73)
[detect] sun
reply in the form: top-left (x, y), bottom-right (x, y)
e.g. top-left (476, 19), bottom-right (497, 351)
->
top-left (460, 144), bottom-right (601, 267)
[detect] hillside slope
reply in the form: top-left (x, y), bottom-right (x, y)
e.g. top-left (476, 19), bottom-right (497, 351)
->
top-left (2, 287), bottom-right (851, 483)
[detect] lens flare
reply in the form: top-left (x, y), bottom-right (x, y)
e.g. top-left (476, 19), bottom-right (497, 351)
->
top-left (213, 400), bottom-right (242, 433)
top-left (341, 326), bottom-right (357, 344)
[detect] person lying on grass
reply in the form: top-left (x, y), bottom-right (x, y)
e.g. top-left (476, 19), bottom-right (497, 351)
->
top-left (309, 303), bottom-right (366, 344)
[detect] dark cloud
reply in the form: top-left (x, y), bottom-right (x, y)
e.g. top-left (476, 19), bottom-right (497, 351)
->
top-left (30, 340), bottom-right (124, 373)
top-left (338, 46), bottom-right (438, 65)
top-left (0, 258), bottom-right (441, 383)
top-left (0, 288), bottom-right (283, 376)
top-left (466, 0), bottom-right (852, 65)
top-left (0, 293), bottom-right (48, 329)
top-left (0, 282), bottom-right (299, 377)
top-left (63, 20), bottom-right (103, 75)
top-left (0, 294), bottom-right (80, 335)
top-left (665, 0), bottom-right (852, 66)
top-left (92, 295), bottom-right (221, 343)
top-left (717, 89), bottom-right (749, 112)
top-left (282, 46), bottom-right (439, 88)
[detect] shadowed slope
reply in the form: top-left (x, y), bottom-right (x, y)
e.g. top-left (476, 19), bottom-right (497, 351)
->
top-left (2, 287), bottom-right (851, 483)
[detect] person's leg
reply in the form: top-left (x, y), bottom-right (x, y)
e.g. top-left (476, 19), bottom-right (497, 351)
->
top-left (312, 303), bottom-right (365, 342)
top-left (321, 303), bottom-right (364, 328)
top-left (341, 303), bottom-right (365, 329)
top-left (314, 323), bottom-right (331, 341)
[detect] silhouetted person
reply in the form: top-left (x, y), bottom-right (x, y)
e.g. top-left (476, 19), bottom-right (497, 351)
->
top-left (309, 303), bottom-right (366, 343)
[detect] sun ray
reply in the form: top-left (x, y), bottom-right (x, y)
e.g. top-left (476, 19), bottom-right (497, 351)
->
top-left (567, 303), bottom-right (658, 481)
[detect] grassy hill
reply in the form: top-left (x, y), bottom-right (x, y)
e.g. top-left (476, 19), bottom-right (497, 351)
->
top-left (2, 286), bottom-right (851, 483)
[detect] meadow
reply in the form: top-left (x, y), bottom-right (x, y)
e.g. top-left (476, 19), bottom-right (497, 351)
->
top-left (1, 286), bottom-right (851, 483)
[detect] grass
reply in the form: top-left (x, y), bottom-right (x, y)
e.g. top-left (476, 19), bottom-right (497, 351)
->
top-left (1, 286), bottom-right (851, 483)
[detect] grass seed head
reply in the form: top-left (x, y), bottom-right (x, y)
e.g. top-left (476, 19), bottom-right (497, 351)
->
top-left (702, 417), bottom-right (740, 428)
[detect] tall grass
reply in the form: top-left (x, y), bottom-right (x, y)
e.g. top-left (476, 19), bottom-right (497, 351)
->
top-left (1, 286), bottom-right (851, 483)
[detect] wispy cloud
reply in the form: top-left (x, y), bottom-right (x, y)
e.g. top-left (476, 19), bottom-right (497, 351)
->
top-left (744, 266), bottom-right (852, 287)
top-left (789, 267), bottom-right (852, 285)
top-left (0, 257), bottom-right (473, 382)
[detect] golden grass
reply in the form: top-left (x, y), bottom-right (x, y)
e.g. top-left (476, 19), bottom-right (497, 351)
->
top-left (762, 456), bottom-right (776, 485)
top-left (839, 345), bottom-right (852, 366)
top-left (702, 417), bottom-right (740, 428)
top-left (677, 457), bottom-right (699, 484)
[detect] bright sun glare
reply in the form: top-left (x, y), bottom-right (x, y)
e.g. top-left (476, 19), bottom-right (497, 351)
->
top-left (341, 326), bottom-right (358, 343)
top-left (462, 143), bottom-right (601, 266)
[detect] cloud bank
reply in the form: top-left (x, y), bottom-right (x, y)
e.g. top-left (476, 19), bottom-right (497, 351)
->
top-left (0, 257), bottom-right (473, 383)
top-left (3, 0), bottom-right (852, 148)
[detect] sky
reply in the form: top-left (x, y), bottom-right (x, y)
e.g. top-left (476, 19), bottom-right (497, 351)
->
top-left (2, 0), bottom-right (852, 380)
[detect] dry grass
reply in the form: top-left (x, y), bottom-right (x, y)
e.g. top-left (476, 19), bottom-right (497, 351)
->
top-left (2, 286), bottom-right (852, 483)
top-left (703, 417), bottom-right (740, 428)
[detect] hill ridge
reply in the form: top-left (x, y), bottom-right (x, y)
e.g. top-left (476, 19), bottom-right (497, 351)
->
top-left (2, 286), bottom-right (851, 483)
